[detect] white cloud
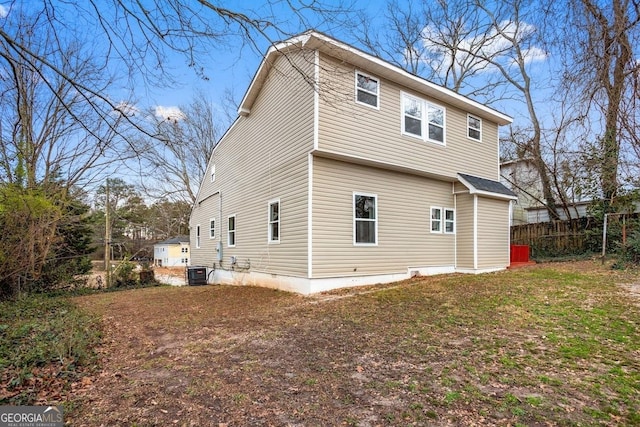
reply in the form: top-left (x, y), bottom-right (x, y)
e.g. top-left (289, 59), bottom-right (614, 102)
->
top-left (114, 101), bottom-right (140, 117)
top-left (0, 5), bottom-right (8, 18)
top-left (417, 19), bottom-right (547, 79)
top-left (154, 105), bottom-right (185, 121)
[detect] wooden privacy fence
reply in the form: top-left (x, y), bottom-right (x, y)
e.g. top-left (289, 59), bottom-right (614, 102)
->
top-left (511, 215), bottom-right (640, 258)
top-left (511, 217), bottom-right (594, 257)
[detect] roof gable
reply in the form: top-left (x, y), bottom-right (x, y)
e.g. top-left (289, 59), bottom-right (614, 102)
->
top-left (238, 31), bottom-right (512, 126)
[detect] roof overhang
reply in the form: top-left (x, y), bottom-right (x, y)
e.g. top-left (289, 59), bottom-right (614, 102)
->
top-left (238, 31), bottom-right (513, 126)
top-left (457, 173), bottom-right (518, 201)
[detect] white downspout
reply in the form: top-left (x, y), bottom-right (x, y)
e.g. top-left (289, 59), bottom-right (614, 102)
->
top-left (473, 194), bottom-right (478, 270)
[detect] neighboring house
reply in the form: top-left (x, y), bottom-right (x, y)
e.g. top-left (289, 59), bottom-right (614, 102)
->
top-left (190, 31), bottom-right (517, 294)
top-left (153, 236), bottom-right (190, 267)
top-left (500, 159), bottom-right (606, 224)
top-left (500, 159), bottom-right (545, 225)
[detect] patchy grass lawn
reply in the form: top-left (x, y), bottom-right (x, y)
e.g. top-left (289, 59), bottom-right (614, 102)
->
top-left (29, 261), bottom-right (640, 425)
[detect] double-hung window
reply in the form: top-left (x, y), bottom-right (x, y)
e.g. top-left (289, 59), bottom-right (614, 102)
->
top-left (196, 225), bottom-right (201, 248)
top-left (209, 218), bottom-right (215, 239)
top-left (268, 199), bottom-right (280, 243)
top-left (467, 114), bottom-right (482, 141)
top-left (228, 215), bottom-right (236, 247)
top-left (355, 71), bottom-right (379, 108)
top-left (210, 164), bottom-right (216, 182)
top-left (402, 93), bottom-right (445, 144)
top-left (431, 207), bottom-right (455, 234)
top-left (444, 209), bottom-right (455, 233)
top-left (354, 193), bottom-right (377, 245)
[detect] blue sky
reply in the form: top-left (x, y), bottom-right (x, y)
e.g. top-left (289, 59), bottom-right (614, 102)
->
top-left (1, 0), bottom-right (550, 138)
top-left (137, 0), bottom-right (390, 121)
top-left (138, 0), bottom-right (547, 133)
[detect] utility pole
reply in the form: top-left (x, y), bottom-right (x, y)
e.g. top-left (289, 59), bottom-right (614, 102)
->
top-left (104, 179), bottom-right (111, 287)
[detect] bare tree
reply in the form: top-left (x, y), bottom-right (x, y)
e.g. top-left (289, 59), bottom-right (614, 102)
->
top-left (0, 6), bottom-right (131, 191)
top-left (132, 94), bottom-right (223, 204)
top-left (354, 0), bottom-right (521, 103)
top-left (561, 0), bottom-right (640, 206)
top-left (0, 0), bottom-right (356, 143)
top-left (354, 0), bottom-right (428, 75)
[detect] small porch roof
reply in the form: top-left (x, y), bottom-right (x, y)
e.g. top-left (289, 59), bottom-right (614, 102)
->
top-left (457, 173), bottom-right (518, 201)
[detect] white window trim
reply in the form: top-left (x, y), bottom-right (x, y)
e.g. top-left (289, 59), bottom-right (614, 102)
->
top-left (210, 164), bottom-right (216, 182)
top-left (467, 114), bottom-right (482, 142)
top-left (209, 218), bottom-right (216, 239)
top-left (195, 224), bottom-right (201, 248)
top-left (430, 207), bottom-right (442, 234)
top-left (268, 198), bottom-right (280, 244)
top-left (355, 71), bottom-right (380, 110)
top-left (401, 92), bottom-right (446, 145)
top-left (444, 208), bottom-right (456, 234)
top-left (431, 207), bottom-right (456, 234)
top-left (353, 192), bottom-right (378, 246)
top-left (227, 214), bottom-right (236, 248)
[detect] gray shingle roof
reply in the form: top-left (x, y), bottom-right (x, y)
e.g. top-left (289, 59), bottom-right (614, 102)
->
top-left (156, 235), bottom-right (190, 245)
top-left (458, 173), bottom-right (517, 199)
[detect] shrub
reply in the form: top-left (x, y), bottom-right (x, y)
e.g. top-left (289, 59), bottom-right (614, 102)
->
top-left (113, 261), bottom-right (137, 288)
top-left (613, 229), bottom-right (640, 269)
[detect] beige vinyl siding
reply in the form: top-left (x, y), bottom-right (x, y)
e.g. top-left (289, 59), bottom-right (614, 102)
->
top-left (190, 50), bottom-right (314, 276)
top-left (317, 53), bottom-right (499, 180)
top-left (191, 196), bottom-right (219, 266)
top-left (477, 198), bottom-right (511, 268)
top-left (312, 156), bottom-right (455, 278)
top-left (455, 193), bottom-right (475, 269)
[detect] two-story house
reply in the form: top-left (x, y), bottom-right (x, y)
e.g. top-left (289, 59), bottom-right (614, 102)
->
top-left (190, 31), bottom-right (517, 294)
top-left (153, 235), bottom-right (190, 267)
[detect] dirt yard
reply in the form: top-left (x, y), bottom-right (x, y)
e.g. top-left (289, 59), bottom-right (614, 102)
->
top-left (67, 261), bottom-right (640, 426)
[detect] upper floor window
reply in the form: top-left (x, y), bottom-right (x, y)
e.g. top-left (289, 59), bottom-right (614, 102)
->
top-left (181, 247), bottom-right (189, 253)
top-left (210, 164), bottom-right (216, 182)
top-left (355, 71), bottom-right (379, 109)
top-left (402, 93), bottom-right (445, 145)
top-left (268, 199), bottom-right (280, 243)
top-left (196, 225), bottom-right (201, 248)
top-left (468, 114), bottom-right (482, 141)
top-left (209, 218), bottom-right (215, 239)
top-left (354, 193), bottom-right (377, 245)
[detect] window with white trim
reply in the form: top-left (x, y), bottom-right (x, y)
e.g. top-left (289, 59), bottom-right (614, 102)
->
top-left (431, 207), bottom-right (455, 234)
top-left (354, 193), bottom-right (377, 245)
top-left (268, 199), bottom-right (280, 243)
top-left (402, 92), bottom-right (445, 144)
top-left (196, 225), bottom-right (201, 248)
top-left (210, 164), bottom-right (216, 182)
top-left (209, 218), bottom-right (215, 239)
top-left (228, 215), bottom-right (236, 247)
top-left (181, 247), bottom-right (189, 253)
top-left (430, 208), bottom-right (442, 233)
top-left (467, 114), bottom-right (482, 141)
top-left (445, 209), bottom-right (455, 233)
top-left (355, 71), bottom-right (379, 108)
